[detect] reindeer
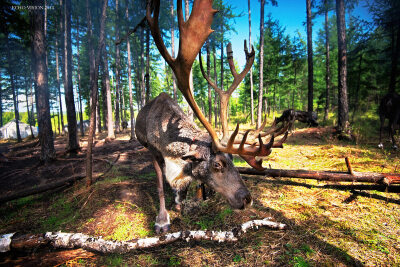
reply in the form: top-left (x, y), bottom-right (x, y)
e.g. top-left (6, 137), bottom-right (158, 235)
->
top-left (378, 92), bottom-right (400, 149)
top-left (276, 109), bottom-right (319, 127)
top-left (136, 0), bottom-right (291, 233)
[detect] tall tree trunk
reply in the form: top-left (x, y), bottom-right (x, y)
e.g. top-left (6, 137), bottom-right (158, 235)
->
top-left (86, 0), bottom-right (108, 186)
top-left (292, 66), bottom-right (297, 109)
top-left (257, 0), bottom-right (265, 128)
top-left (102, 45), bottom-right (115, 140)
top-left (55, 26), bottom-right (65, 135)
top-left (248, 0), bottom-right (254, 125)
top-left (140, 27), bottom-right (145, 108)
top-left (76, 17), bottom-right (84, 136)
top-left (185, 0), bottom-right (194, 121)
top-left (120, 78), bottom-right (124, 124)
top-left (126, 0), bottom-right (135, 140)
top-left (336, 0), bottom-right (350, 134)
top-left (6, 37), bottom-right (22, 142)
top-left (351, 54), bottom-right (363, 122)
top-left (323, 0), bottom-right (330, 124)
top-left (32, 0), bottom-right (55, 161)
top-left (96, 93), bottom-right (102, 133)
top-left (213, 45), bottom-right (218, 128)
top-left (114, 0), bottom-right (121, 133)
top-left (145, 28), bottom-right (151, 103)
top-left (306, 0), bottom-right (314, 112)
top-left (220, 43), bottom-right (226, 136)
top-left (388, 18), bottom-right (400, 93)
top-left (63, 0), bottom-right (79, 152)
top-left (101, 62), bottom-right (107, 131)
top-left (207, 41), bottom-right (212, 123)
top-left (131, 44), bottom-right (141, 112)
top-left (220, 34), bottom-right (225, 135)
top-left (24, 73), bottom-right (34, 138)
top-left (51, 108), bottom-right (56, 135)
top-left (170, 0), bottom-right (177, 100)
top-left (57, 106), bottom-right (60, 135)
top-left (30, 75), bottom-right (36, 128)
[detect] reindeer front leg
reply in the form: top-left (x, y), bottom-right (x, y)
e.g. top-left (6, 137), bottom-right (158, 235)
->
top-left (152, 157), bottom-right (170, 234)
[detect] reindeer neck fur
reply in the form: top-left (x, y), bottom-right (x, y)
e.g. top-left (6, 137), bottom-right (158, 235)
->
top-left (135, 93), bottom-right (213, 190)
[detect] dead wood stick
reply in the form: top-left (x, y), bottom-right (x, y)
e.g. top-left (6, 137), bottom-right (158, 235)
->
top-left (0, 218), bottom-right (285, 253)
top-left (345, 157), bottom-right (354, 175)
top-left (237, 167), bottom-right (400, 185)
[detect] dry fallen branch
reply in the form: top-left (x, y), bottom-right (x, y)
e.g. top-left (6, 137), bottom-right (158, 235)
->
top-left (0, 218), bottom-right (285, 253)
top-left (0, 154), bottom-right (120, 204)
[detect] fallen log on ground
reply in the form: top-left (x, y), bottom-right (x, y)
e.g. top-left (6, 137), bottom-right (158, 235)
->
top-left (0, 154), bottom-right (120, 204)
top-left (0, 174), bottom-right (86, 204)
top-left (237, 167), bottom-right (400, 185)
top-left (0, 218), bottom-right (285, 253)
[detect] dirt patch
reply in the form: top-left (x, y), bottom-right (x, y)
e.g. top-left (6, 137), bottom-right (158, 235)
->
top-left (0, 134), bottom-right (145, 196)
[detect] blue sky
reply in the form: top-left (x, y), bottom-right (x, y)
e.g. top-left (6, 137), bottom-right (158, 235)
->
top-left (223, 0), bottom-right (373, 68)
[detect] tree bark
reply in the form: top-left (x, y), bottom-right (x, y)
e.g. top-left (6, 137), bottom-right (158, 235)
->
top-left (257, 0), bottom-right (265, 129)
top-left (96, 92), bottom-right (102, 133)
top-left (24, 72), bottom-right (34, 138)
top-left (32, 0), bottom-right (56, 162)
top-left (0, 219), bottom-right (285, 253)
top-left (63, 0), bottom-right (79, 152)
top-left (185, 0), bottom-right (194, 121)
top-left (237, 167), bottom-right (400, 185)
top-left (55, 25), bottom-right (65, 135)
top-left (213, 45), bottom-right (218, 128)
top-left (306, 0), bottom-right (314, 113)
top-left (336, 0), bottom-right (350, 134)
top-left (77, 28), bottom-right (85, 136)
top-left (145, 28), bottom-right (151, 103)
top-left (102, 45), bottom-right (115, 140)
top-left (140, 26), bottom-right (145, 108)
top-left (6, 36), bottom-right (22, 142)
top-left (207, 41), bottom-right (212, 123)
top-left (114, 0), bottom-right (121, 133)
top-left (86, 0), bottom-right (108, 187)
top-left (171, 0), bottom-right (177, 100)
top-left (248, 0), bottom-right (254, 125)
top-left (323, 0), bottom-right (330, 124)
top-left (126, 0), bottom-right (135, 140)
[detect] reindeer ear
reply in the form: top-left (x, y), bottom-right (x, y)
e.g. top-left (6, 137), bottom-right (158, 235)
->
top-left (182, 150), bottom-right (202, 162)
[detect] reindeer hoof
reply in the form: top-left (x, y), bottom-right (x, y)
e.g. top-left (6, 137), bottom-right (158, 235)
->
top-left (155, 223), bottom-right (170, 234)
top-left (155, 213), bottom-right (171, 234)
top-left (175, 204), bottom-right (182, 212)
top-left (378, 143), bottom-right (383, 149)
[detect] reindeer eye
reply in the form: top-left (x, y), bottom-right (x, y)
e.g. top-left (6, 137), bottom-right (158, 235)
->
top-left (212, 161), bottom-right (223, 170)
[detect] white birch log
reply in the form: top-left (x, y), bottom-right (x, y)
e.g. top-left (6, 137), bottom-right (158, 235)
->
top-left (0, 218), bottom-right (285, 253)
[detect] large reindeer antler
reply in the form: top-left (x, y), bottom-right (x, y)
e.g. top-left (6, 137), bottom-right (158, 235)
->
top-left (146, 0), bottom-right (291, 170)
top-left (199, 41), bottom-right (292, 170)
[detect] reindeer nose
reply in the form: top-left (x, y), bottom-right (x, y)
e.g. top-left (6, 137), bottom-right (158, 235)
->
top-left (235, 189), bottom-right (252, 209)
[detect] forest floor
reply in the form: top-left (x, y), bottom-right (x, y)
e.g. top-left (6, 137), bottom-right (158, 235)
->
top-left (0, 123), bottom-right (400, 266)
